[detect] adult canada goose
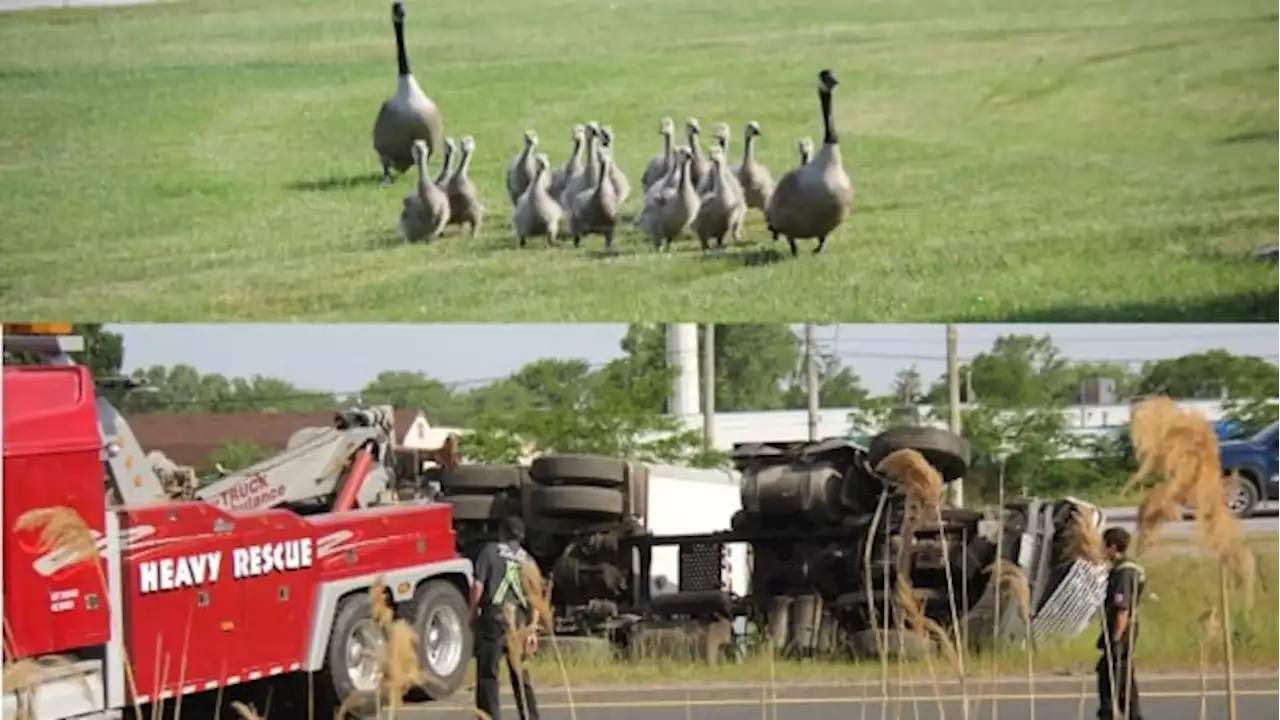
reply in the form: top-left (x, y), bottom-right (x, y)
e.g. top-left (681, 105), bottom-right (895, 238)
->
top-left (692, 146), bottom-right (740, 251)
top-left (707, 123), bottom-right (746, 240)
top-left (398, 140), bottom-right (450, 242)
top-left (764, 69), bottom-right (855, 257)
top-left (568, 147), bottom-right (621, 252)
top-left (512, 154), bottom-right (562, 248)
top-left (684, 118), bottom-right (709, 191)
top-left (446, 136), bottom-right (484, 236)
top-left (640, 117), bottom-right (676, 192)
top-left (560, 122), bottom-right (601, 210)
top-left (506, 129), bottom-right (539, 206)
top-left (433, 138), bottom-right (456, 186)
top-left (549, 125), bottom-right (585, 206)
top-left (597, 125), bottom-right (631, 206)
top-left (372, 1), bottom-right (444, 186)
top-left (635, 149), bottom-right (700, 252)
top-left (734, 121), bottom-right (775, 212)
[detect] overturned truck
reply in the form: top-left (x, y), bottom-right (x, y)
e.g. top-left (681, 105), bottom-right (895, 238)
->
top-left (429, 428), bottom-right (1108, 660)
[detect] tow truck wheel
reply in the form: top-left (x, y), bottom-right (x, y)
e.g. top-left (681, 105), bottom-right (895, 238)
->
top-left (410, 579), bottom-right (472, 699)
top-left (324, 592), bottom-right (383, 718)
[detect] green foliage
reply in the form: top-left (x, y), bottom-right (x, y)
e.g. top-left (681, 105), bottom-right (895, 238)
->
top-left (464, 355), bottom-right (724, 466)
top-left (1223, 397), bottom-right (1280, 436)
top-left (201, 439), bottom-right (277, 477)
top-left (121, 364), bottom-right (337, 414)
top-left (1138, 350), bottom-right (1280, 400)
top-left (622, 323), bottom-right (867, 413)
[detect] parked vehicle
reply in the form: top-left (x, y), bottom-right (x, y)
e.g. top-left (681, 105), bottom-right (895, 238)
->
top-left (1220, 420), bottom-right (1279, 517)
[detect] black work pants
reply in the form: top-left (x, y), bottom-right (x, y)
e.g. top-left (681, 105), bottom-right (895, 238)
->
top-left (1096, 647), bottom-right (1142, 720)
top-left (474, 613), bottom-right (540, 720)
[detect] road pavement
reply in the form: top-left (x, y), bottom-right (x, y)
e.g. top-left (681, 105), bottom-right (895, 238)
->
top-left (402, 675), bottom-right (1280, 719)
top-left (1101, 505), bottom-right (1277, 537)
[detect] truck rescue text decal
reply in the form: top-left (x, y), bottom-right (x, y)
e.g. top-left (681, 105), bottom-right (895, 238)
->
top-left (208, 473), bottom-right (287, 511)
top-left (138, 538), bottom-right (314, 594)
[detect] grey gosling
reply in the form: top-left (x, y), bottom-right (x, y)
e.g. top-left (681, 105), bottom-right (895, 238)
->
top-left (446, 135), bottom-right (484, 236)
top-left (505, 129), bottom-right (539, 206)
top-left (512, 154), bottom-right (562, 248)
top-left (640, 117), bottom-right (676, 192)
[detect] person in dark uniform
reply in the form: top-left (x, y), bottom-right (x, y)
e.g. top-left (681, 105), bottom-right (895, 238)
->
top-left (470, 515), bottom-right (541, 720)
top-left (1096, 527), bottom-right (1144, 720)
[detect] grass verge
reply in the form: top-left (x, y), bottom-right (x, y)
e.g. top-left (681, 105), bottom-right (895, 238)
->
top-left (0, 0), bottom-right (1276, 320)
top-left (511, 540), bottom-right (1279, 688)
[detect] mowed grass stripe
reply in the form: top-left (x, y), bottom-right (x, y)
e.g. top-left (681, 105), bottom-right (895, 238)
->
top-left (0, 0), bottom-right (1275, 320)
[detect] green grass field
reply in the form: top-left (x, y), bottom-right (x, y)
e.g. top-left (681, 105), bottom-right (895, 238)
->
top-left (0, 0), bottom-right (1275, 321)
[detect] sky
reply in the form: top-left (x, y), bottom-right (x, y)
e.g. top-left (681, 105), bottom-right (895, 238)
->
top-left (108, 324), bottom-right (1279, 396)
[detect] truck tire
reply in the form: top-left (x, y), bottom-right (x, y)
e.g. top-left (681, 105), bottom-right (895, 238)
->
top-left (445, 493), bottom-right (520, 522)
top-left (1225, 470), bottom-right (1260, 518)
top-left (410, 579), bottom-right (472, 699)
top-left (323, 592), bottom-right (382, 718)
top-left (426, 465), bottom-right (523, 493)
top-left (530, 485), bottom-right (625, 519)
top-left (529, 454), bottom-right (628, 488)
top-left (869, 427), bottom-right (970, 482)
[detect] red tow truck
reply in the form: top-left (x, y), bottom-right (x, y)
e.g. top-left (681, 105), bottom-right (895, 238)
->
top-left (2, 325), bottom-right (475, 719)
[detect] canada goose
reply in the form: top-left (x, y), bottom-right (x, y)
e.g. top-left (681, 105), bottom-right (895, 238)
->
top-left (568, 146), bottom-right (621, 251)
top-left (434, 138), bottom-right (456, 186)
top-left (734, 121), bottom-right (776, 212)
top-left (707, 122), bottom-right (746, 240)
top-left (635, 149), bottom-right (700, 252)
top-left (372, 2), bottom-right (444, 186)
top-left (597, 125), bottom-right (631, 206)
top-left (398, 140), bottom-right (451, 242)
top-left (764, 69), bottom-right (855, 256)
top-left (684, 118), bottom-right (709, 191)
top-left (549, 125), bottom-right (585, 206)
top-left (512, 154), bottom-right (562, 248)
top-left (560, 122), bottom-right (601, 210)
top-left (692, 147), bottom-right (741, 251)
top-left (506, 129), bottom-right (539, 207)
top-left (797, 137), bottom-right (814, 166)
top-left (640, 117), bottom-right (676, 192)
top-left (446, 135), bottom-right (484, 236)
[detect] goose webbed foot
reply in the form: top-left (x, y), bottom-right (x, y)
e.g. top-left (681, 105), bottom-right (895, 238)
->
top-left (786, 237), bottom-right (798, 257)
top-left (813, 236), bottom-right (827, 255)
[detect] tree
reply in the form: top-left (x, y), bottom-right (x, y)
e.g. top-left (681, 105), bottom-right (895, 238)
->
top-left (782, 350), bottom-right (869, 408)
top-left (465, 354), bottom-right (723, 467)
top-left (1223, 398), bottom-right (1280, 436)
top-left (121, 364), bottom-right (336, 414)
top-left (201, 439), bottom-right (276, 477)
top-left (892, 365), bottom-right (924, 405)
top-left (1137, 350), bottom-right (1279, 400)
top-left (358, 371), bottom-right (468, 425)
top-left (620, 323), bottom-right (802, 412)
top-left (5, 324), bottom-right (129, 403)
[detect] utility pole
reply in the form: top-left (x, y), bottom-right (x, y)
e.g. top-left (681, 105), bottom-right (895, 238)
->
top-left (946, 324), bottom-right (964, 507)
top-left (702, 324), bottom-right (716, 451)
top-left (805, 324), bottom-right (820, 442)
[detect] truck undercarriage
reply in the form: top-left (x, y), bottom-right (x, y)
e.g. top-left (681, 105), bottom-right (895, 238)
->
top-left (438, 428), bottom-right (1108, 662)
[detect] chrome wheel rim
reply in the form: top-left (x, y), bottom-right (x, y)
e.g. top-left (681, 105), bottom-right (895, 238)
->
top-left (423, 605), bottom-right (464, 677)
top-left (344, 618), bottom-right (383, 691)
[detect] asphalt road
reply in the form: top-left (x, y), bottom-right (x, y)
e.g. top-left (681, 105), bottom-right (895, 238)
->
top-left (1101, 505), bottom-right (1277, 537)
top-left (404, 675), bottom-right (1280, 719)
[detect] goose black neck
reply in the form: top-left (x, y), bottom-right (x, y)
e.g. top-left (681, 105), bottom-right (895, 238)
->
top-left (819, 89), bottom-right (837, 145)
top-left (394, 20), bottom-right (411, 77)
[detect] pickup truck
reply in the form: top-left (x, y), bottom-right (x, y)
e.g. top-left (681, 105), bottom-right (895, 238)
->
top-left (1221, 420), bottom-right (1279, 517)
